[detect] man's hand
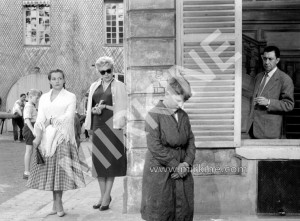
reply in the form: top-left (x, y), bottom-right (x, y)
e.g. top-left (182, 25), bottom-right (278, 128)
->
top-left (254, 96), bottom-right (269, 106)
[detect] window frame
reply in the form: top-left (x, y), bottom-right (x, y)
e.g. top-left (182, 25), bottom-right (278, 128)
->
top-left (103, 1), bottom-right (124, 47)
top-left (23, 1), bottom-right (51, 47)
top-left (241, 5), bottom-right (300, 146)
top-left (176, 0), bottom-right (300, 148)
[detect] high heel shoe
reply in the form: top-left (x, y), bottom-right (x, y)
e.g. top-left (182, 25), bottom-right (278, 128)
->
top-left (93, 202), bottom-right (101, 209)
top-left (99, 196), bottom-right (112, 211)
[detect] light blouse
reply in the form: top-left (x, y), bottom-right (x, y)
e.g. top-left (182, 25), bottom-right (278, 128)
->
top-left (34, 88), bottom-right (76, 157)
top-left (23, 102), bottom-right (38, 122)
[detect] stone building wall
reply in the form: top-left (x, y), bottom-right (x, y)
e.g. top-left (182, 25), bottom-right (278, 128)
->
top-left (124, 0), bottom-right (300, 216)
top-left (124, 0), bottom-right (176, 213)
top-left (123, 0), bottom-right (256, 215)
top-left (0, 0), bottom-right (124, 111)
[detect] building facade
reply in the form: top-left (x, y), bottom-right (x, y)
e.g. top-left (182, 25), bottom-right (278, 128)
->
top-left (124, 0), bottom-right (300, 216)
top-left (0, 0), bottom-right (124, 119)
top-left (1, 0), bottom-right (300, 216)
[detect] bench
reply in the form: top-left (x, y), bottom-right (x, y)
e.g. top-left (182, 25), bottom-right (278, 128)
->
top-left (0, 112), bottom-right (15, 134)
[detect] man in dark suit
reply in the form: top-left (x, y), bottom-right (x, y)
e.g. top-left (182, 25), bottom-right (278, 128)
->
top-left (247, 46), bottom-right (294, 139)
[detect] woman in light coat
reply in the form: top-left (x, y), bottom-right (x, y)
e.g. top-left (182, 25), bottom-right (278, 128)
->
top-left (27, 69), bottom-right (85, 217)
top-left (85, 56), bottom-right (127, 211)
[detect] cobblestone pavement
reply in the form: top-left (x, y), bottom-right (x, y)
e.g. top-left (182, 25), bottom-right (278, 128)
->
top-left (1, 133), bottom-right (299, 220)
top-left (0, 132), bottom-right (28, 205)
top-left (0, 134), bottom-right (141, 221)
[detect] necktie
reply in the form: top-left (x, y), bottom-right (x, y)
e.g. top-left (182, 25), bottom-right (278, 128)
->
top-left (256, 73), bottom-right (268, 97)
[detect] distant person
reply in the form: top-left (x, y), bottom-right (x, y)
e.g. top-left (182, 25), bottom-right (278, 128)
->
top-left (247, 46), bottom-right (294, 139)
top-left (23, 89), bottom-right (41, 180)
top-left (78, 112), bottom-right (89, 141)
top-left (74, 111), bottom-right (81, 149)
top-left (27, 69), bottom-right (85, 217)
top-left (12, 93), bottom-right (26, 142)
top-left (83, 94), bottom-right (90, 140)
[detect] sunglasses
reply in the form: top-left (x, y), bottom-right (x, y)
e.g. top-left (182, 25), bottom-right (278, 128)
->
top-left (99, 69), bottom-right (112, 75)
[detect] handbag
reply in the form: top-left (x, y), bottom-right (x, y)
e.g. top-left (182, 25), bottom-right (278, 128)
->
top-left (36, 145), bottom-right (45, 165)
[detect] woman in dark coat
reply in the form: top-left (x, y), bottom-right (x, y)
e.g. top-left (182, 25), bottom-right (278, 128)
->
top-left (141, 75), bottom-right (196, 221)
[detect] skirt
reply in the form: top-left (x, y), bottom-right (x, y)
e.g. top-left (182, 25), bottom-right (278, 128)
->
top-left (26, 142), bottom-right (86, 191)
top-left (92, 125), bottom-right (127, 178)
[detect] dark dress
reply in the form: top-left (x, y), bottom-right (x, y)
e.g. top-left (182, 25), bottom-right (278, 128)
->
top-left (91, 82), bottom-right (126, 177)
top-left (141, 101), bottom-right (196, 221)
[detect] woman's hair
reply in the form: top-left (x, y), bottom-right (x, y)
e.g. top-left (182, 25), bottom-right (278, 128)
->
top-left (95, 56), bottom-right (114, 70)
top-left (166, 76), bottom-right (192, 101)
top-left (48, 69), bottom-right (66, 89)
top-left (28, 89), bottom-right (41, 97)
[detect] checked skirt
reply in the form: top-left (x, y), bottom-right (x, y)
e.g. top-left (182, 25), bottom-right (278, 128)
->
top-left (26, 142), bottom-right (85, 191)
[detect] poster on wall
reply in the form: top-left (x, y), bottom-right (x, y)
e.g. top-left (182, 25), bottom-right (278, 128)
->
top-left (24, 4), bottom-right (50, 45)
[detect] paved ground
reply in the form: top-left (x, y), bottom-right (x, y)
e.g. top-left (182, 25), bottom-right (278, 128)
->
top-left (1, 132), bottom-right (300, 221)
top-left (0, 132), bottom-right (28, 204)
top-left (0, 133), bottom-right (139, 221)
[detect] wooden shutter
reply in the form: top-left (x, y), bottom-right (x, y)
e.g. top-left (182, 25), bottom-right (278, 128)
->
top-left (176, 0), bottom-right (242, 147)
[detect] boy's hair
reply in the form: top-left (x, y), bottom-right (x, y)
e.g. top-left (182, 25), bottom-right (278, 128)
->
top-left (28, 89), bottom-right (41, 97)
top-left (20, 93), bottom-right (26, 97)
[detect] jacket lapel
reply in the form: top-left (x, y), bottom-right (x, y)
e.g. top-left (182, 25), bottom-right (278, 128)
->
top-left (177, 109), bottom-right (184, 129)
top-left (155, 101), bottom-right (178, 128)
top-left (90, 79), bottom-right (102, 97)
top-left (254, 73), bottom-right (264, 96)
top-left (261, 69), bottom-right (279, 95)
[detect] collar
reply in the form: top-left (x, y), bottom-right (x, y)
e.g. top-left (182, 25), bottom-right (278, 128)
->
top-left (26, 102), bottom-right (35, 107)
top-left (173, 108), bottom-right (180, 114)
top-left (159, 100), bottom-right (180, 115)
top-left (48, 88), bottom-right (65, 100)
top-left (100, 77), bottom-right (114, 85)
top-left (266, 66), bottom-right (277, 78)
top-left (17, 99), bottom-right (25, 104)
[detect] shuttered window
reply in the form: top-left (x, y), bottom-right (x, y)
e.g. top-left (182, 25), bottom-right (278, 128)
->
top-left (176, 0), bottom-right (242, 147)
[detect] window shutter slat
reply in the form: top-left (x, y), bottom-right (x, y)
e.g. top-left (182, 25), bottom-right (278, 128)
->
top-left (183, 0), bottom-right (235, 5)
top-left (179, 0), bottom-right (240, 147)
top-left (191, 120), bottom-right (234, 125)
